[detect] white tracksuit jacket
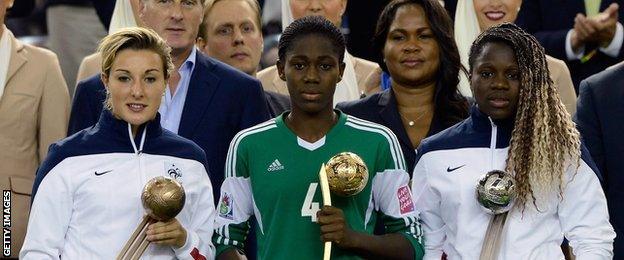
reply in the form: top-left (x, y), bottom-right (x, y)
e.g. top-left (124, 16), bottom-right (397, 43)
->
top-left (412, 106), bottom-right (615, 260)
top-left (20, 110), bottom-right (216, 259)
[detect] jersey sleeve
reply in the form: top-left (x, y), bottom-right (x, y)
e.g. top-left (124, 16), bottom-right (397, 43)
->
top-left (371, 135), bottom-right (424, 259)
top-left (213, 135), bottom-right (255, 256)
top-left (411, 153), bottom-right (445, 260)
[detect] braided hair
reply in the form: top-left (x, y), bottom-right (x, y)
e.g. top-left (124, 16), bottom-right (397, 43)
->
top-left (278, 16), bottom-right (346, 63)
top-left (469, 23), bottom-right (581, 211)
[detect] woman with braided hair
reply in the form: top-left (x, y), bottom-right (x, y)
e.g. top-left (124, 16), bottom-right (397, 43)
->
top-left (411, 23), bottom-right (615, 259)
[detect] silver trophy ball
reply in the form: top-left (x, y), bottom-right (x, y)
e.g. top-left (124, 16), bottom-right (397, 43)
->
top-left (476, 170), bottom-right (517, 215)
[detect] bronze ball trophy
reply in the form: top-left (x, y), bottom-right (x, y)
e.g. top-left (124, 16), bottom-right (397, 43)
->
top-left (318, 152), bottom-right (369, 260)
top-left (116, 176), bottom-right (186, 260)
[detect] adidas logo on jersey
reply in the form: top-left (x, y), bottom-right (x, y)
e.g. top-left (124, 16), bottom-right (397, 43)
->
top-left (267, 159), bottom-right (284, 172)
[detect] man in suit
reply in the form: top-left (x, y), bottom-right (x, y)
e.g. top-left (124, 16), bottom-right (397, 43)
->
top-left (516, 0), bottom-right (624, 90)
top-left (575, 62), bottom-right (624, 258)
top-left (196, 0), bottom-right (290, 116)
top-left (0, 0), bottom-right (70, 256)
top-left (68, 0), bottom-right (271, 202)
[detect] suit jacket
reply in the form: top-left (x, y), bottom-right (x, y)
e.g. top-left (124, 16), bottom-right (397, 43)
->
top-left (75, 52), bottom-right (289, 117)
top-left (337, 89), bottom-right (455, 172)
top-left (575, 62), bottom-right (624, 257)
top-left (516, 0), bottom-right (624, 89)
top-left (257, 55), bottom-right (381, 96)
top-left (68, 53), bottom-right (271, 201)
top-left (0, 29), bottom-right (70, 257)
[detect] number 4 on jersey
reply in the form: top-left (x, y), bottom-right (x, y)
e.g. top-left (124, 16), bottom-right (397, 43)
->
top-left (301, 183), bottom-right (320, 222)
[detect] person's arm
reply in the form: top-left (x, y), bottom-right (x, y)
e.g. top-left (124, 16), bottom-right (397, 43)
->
top-left (37, 53), bottom-right (69, 163)
top-left (412, 152), bottom-right (445, 260)
top-left (558, 150), bottom-right (615, 259)
top-left (213, 135), bottom-right (254, 259)
top-left (574, 80), bottom-right (607, 186)
top-left (316, 205), bottom-right (418, 260)
top-left (20, 146), bottom-right (72, 259)
top-left (149, 160), bottom-right (216, 260)
top-left (317, 131), bottom-right (423, 259)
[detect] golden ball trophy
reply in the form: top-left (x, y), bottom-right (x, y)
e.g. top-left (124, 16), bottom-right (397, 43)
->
top-left (318, 152), bottom-right (369, 260)
top-left (116, 176), bottom-right (186, 260)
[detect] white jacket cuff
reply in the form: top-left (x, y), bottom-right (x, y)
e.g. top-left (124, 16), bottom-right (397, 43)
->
top-left (599, 22), bottom-right (624, 57)
top-left (566, 29), bottom-right (586, 60)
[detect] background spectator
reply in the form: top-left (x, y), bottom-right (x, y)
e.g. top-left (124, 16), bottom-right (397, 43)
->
top-left (516, 0), bottom-right (624, 91)
top-left (575, 61), bottom-right (624, 258)
top-left (0, 0), bottom-right (70, 256)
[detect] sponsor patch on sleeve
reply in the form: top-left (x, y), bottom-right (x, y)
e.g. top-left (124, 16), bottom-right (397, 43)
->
top-left (219, 192), bottom-right (234, 220)
top-left (397, 185), bottom-right (415, 215)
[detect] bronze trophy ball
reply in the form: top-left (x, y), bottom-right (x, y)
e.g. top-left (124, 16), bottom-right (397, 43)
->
top-left (141, 176), bottom-right (186, 221)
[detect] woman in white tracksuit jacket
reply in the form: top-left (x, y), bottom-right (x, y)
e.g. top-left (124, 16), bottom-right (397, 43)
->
top-left (20, 28), bottom-right (216, 259)
top-left (411, 23), bottom-right (615, 259)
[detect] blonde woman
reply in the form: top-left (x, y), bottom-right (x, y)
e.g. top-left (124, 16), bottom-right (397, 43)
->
top-left (21, 28), bottom-right (216, 259)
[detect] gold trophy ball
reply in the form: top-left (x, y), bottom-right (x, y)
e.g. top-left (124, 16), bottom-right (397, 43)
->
top-left (325, 152), bottom-right (369, 197)
top-left (141, 176), bottom-right (186, 221)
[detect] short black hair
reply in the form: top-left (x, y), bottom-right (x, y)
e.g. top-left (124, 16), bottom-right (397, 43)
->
top-left (278, 16), bottom-right (346, 62)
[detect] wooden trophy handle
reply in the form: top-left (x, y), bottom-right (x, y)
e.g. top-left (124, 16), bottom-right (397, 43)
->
top-left (117, 216), bottom-right (154, 260)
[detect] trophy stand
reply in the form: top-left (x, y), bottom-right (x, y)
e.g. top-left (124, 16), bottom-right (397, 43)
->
top-left (117, 217), bottom-right (156, 260)
top-left (318, 152), bottom-right (369, 260)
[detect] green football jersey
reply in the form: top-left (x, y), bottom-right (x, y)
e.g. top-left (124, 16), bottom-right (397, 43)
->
top-left (213, 111), bottom-right (423, 259)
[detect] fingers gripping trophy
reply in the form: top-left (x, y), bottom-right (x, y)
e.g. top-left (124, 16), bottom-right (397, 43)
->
top-left (117, 177), bottom-right (186, 260)
top-left (476, 170), bottom-right (517, 260)
top-left (318, 152), bottom-right (369, 260)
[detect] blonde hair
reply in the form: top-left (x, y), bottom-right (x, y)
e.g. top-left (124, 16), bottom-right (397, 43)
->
top-left (469, 23), bottom-right (581, 211)
top-left (98, 27), bottom-right (173, 110)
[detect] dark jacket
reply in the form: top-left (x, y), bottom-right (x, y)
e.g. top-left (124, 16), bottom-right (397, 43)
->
top-left (575, 62), bottom-right (624, 257)
top-left (337, 89), bottom-right (461, 173)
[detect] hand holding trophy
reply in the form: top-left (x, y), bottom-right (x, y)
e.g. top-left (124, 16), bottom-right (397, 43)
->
top-left (117, 176), bottom-right (186, 260)
top-left (318, 152), bottom-right (369, 260)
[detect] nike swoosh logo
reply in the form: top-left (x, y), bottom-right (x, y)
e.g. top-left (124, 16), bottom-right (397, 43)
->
top-left (446, 165), bottom-right (466, 172)
top-left (94, 170), bottom-right (113, 176)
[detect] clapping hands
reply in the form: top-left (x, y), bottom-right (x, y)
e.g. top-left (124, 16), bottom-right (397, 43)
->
top-left (571, 3), bottom-right (619, 51)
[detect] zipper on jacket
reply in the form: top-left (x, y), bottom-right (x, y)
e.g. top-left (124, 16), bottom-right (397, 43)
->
top-left (488, 117), bottom-right (497, 170)
top-left (127, 124), bottom-right (148, 191)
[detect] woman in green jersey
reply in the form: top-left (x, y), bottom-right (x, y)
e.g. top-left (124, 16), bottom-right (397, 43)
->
top-left (213, 16), bottom-right (424, 260)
